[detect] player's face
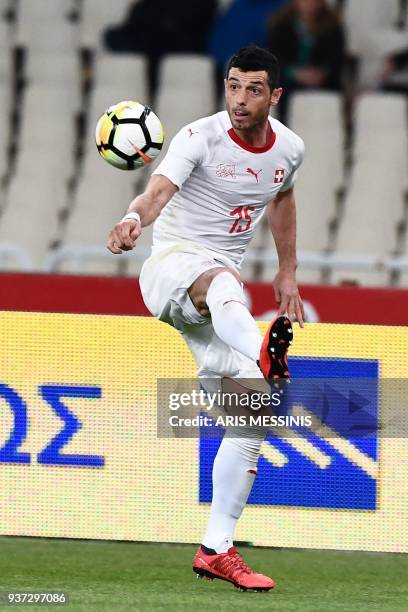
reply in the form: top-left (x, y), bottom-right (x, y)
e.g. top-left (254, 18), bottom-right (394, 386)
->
top-left (224, 68), bottom-right (282, 132)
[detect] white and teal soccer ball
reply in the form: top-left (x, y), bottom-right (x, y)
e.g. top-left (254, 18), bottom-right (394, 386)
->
top-left (95, 100), bottom-right (164, 170)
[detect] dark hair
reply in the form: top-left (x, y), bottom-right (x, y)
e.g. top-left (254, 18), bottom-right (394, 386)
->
top-left (226, 45), bottom-right (280, 90)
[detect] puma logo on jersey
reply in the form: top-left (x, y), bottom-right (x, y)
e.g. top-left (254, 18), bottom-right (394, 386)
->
top-left (246, 167), bottom-right (262, 183)
top-left (188, 128), bottom-right (198, 137)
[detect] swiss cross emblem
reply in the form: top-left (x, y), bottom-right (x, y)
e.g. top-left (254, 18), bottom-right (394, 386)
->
top-left (274, 169), bottom-right (285, 184)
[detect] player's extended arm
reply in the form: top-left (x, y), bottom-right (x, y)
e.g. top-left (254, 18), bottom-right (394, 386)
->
top-left (267, 187), bottom-right (305, 327)
top-left (107, 174), bottom-right (177, 254)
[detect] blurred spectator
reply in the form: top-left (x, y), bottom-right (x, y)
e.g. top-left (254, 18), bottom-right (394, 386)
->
top-left (380, 48), bottom-right (408, 94)
top-left (267, 0), bottom-right (345, 120)
top-left (104, 0), bottom-right (217, 94)
top-left (208, 0), bottom-right (288, 72)
top-left (105, 0), bottom-right (216, 55)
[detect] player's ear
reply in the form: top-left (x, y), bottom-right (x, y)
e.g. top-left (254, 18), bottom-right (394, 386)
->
top-left (270, 87), bottom-right (283, 107)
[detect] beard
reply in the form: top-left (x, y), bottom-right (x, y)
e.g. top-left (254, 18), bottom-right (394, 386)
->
top-left (228, 106), bottom-right (269, 132)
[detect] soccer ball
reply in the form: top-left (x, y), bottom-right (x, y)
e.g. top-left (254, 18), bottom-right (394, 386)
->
top-left (95, 100), bottom-right (164, 170)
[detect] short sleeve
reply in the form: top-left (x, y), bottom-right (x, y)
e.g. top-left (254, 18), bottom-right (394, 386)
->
top-left (280, 137), bottom-right (305, 192)
top-left (152, 125), bottom-right (206, 190)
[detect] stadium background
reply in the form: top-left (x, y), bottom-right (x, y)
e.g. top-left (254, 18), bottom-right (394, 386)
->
top-left (0, 0), bottom-right (407, 608)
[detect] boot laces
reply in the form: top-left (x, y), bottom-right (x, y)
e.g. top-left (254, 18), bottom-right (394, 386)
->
top-left (216, 550), bottom-right (252, 580)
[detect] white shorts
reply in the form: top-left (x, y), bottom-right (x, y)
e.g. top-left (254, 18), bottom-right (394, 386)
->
top-left (139, 241), bottom-right (262, 380)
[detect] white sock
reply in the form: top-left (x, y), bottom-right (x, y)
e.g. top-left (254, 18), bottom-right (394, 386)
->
top-left (202, 426), bottom-right (266, 553)
top-left (206, 272), bottom-right (262, 362)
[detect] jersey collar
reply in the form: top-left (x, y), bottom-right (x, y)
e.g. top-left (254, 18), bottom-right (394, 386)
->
top-left (227, 122), bottom-right (276, 154)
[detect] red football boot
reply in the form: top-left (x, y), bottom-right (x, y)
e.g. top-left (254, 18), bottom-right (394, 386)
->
top-left (193, 546), bottom-right (275, 592)
top-left (258, 315), bottom-right (293, 381)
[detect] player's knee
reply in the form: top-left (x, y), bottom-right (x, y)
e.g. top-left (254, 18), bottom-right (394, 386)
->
top-left (188, 268), bottom-right (230, 316)
top-left (206, 269), bottom-right (246, 311)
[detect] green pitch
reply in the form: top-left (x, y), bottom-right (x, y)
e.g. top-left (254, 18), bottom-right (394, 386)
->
top-left (0, 537), bottom-right (407, 611)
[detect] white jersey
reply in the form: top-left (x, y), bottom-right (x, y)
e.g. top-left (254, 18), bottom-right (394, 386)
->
top-left (152, 110), bottom-right (304, 268)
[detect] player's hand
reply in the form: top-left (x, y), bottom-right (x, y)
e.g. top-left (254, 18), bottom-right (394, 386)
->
top-left (272, 271), bottom-right (305, 328)
top-left (107, 219), bottom-right (141, 254)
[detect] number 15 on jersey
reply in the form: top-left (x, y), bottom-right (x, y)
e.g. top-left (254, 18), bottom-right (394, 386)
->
top-left (229, 205), bottom-right (255, 234)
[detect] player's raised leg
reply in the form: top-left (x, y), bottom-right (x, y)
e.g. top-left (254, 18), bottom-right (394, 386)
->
top-left (188, 267), bottom-right (293, 381)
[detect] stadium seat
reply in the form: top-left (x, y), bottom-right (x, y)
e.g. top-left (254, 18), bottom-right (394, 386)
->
top-left (0, 48), bottom-right (12, 85)
top-left (330, 92), bottom-right (407, 286)
top-left (25, 51), bottom-right (80, 88)
top-left (295, 163), bottom-right (341, 254)
top-left (0, 9), bottom-right (11, 52)
top-left (355, 92), bottom-right (407, 134)
top-left (17, 0), bottom-right (72, 21)
top-left (23, 83), bottom-right (80, 122)
top-left (0, 177), bottom-right (61, 269)
top-left (17, 23), bottom-right (78, 53)
top-left (356, 29), bottom-right (408, 87)
top-left (288, 90), bottom-right (342, 133)
top-left (1, 0), bottom-right (18, 20)
top-left (344, 0), bottom-right (406, 86)
top-left (16, 2), bottom-right (78, 52)
top-left (156, 87), bottom-right (214, 147)
top-left (154, 55), bottom-right (215, 163)
top-left (344, 0), bottom-right (400, 55)
top-left (288, 92), bottom-right (344, 253)
top-left (60, 167), bottom-right (136, 274)
top-left (330, 166), bottom-right (401, 286)
top-left (297, 174), bottom-right (337, 250)
top-left (0, 77), bottom-right (11, 181)
top-left (0, 0), bottom-right (10, 14)
top-left (80, 0), bottom-right (134, 49)
top-left (15, 143), bottom-right (75, 205)
top-left (23, 55), bottom-right (81, 132)
top-left (354, 93), bottom-right (408, 195)
top-left (160, 55), bottom-right (215, 91)
top-left (94, 52), bottom-right (148, 104)
top-left (16, 84), bottom-right (79, 184)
